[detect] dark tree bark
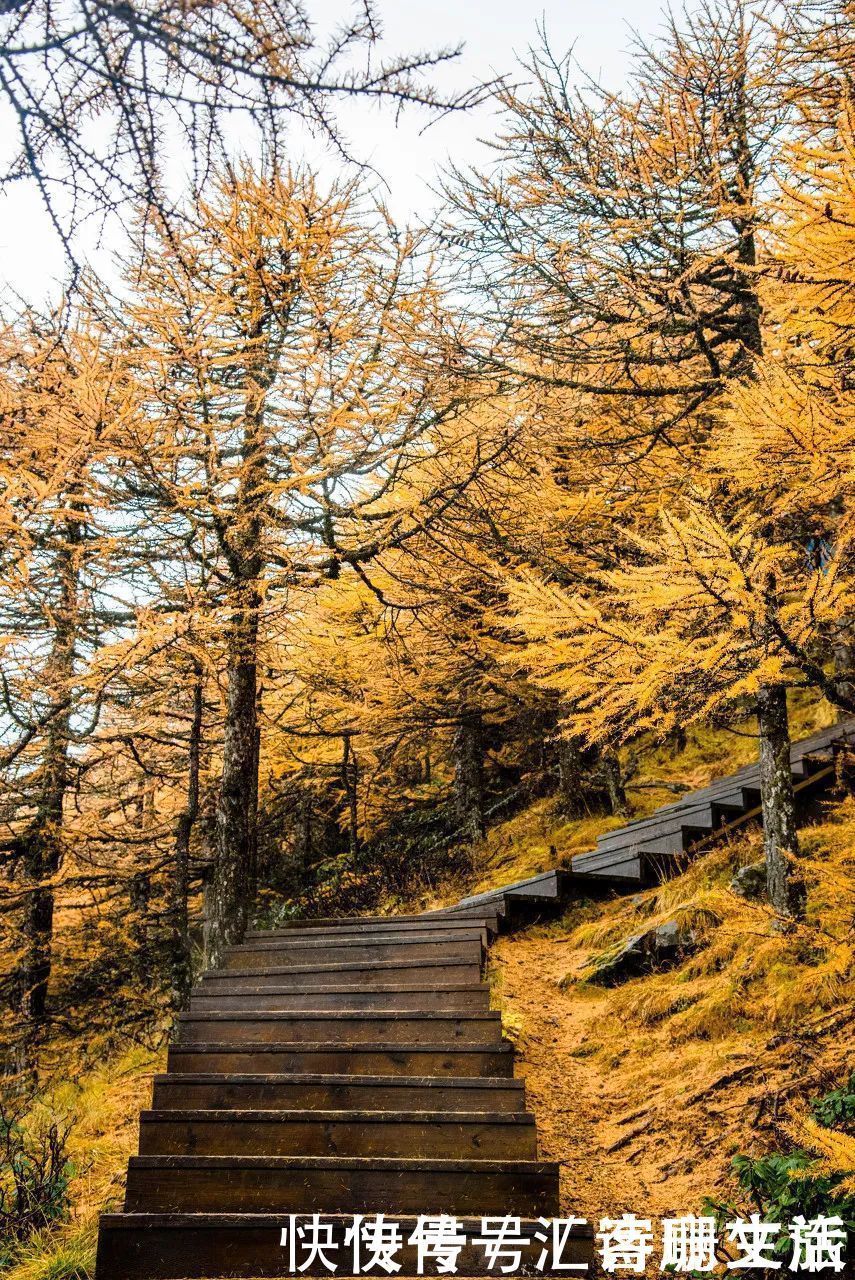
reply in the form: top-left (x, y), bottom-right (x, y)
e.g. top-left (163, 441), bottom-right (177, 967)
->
top-left (170, 667), bottom-right (203, 1009)
top-left (558, 738), bottom-right (627, 818)
top-left (208, 584), bottom-right (261, 967)
top-left (247, 718), bottom-right (261, 911)
top-left (833, 631), bottom-right (855, 711)
top-left (207, 271), bottom-right (270, 967)
top-left (557, 738), bottom-right (588, 817)
top-left (128, 869), bottom-right (152, 985)
top-left (15, 509), bottom-right (80, 1062)
top-left (341, 734), bottom-right (359, 862)
top-left (454, 711), bottom-right (485, 843)
top-left (601, 751), bottom-right (628, 818)
top-left (756, 684), bottom-right (805, 918)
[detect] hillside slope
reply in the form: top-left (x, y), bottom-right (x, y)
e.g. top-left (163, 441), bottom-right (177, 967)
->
top-left (488, 799), bottom-right (855, 1222)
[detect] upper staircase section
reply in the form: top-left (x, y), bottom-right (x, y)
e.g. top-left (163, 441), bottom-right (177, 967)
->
top-left (437, 718), bottom-right (855, 926)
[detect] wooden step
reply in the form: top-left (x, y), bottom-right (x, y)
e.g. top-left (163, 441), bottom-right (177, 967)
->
top-left (187, 984), bottom-right (490, 1013)
top-left (235, 927), bottom-right (488, 949)
top-left (175, 1011), bottom-right (503, 1046)
top-left (199, 958), bottom-right (482, 990)
top-left (150, 1073), bottom-right (526, 1113)
top-left (98, 1211), bottom-right (591, 1278)
top-left (123, 1155), bottom-right (560, 1215)
top-left (137, 1109), bottom-right (538, 1159)
top-left (166, 1042), bottom-right (515, 1077)
top-left (223, 935), bottom-right (485, 970)
top-left (266, 906), bottom-right (501, 927)
top-left (247, 917), bottom-right (498, 940)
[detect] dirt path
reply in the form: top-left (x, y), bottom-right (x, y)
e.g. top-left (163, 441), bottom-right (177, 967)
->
top-left (490, 929), bottom-right (854, 1226)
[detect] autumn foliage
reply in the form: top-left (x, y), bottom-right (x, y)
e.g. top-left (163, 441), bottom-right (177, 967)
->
top-left (2, 0), bottom-right (855, 1082)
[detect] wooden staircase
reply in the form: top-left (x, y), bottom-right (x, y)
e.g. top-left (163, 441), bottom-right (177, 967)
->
top-left (96, 916), bottom-right (591, 1278)
top-left (96, 719), bottom-right (855, 1276)
top-left (444, 718), bottom-right (855, 924)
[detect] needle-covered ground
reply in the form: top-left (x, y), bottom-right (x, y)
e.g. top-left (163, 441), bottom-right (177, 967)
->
top-left (488, 798), bottom-right (855, 1225)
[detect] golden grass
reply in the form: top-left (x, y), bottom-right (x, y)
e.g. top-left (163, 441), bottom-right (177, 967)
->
top-left (4, 1045), bottom-right (164, 1280)
top-left (562, 794), bottom-right (855, 1049)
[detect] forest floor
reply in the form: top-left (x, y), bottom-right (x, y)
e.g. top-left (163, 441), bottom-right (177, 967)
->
top-left (487, 805), bottom-right (855, 1229)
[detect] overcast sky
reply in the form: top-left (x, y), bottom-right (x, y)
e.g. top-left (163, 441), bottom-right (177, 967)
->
top-left (0, 0), bottom-right (667, 304)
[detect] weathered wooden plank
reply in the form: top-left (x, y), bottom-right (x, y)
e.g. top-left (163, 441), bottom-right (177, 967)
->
top-left (187, 984), bottom-right (490, 1013)
top-left (200, 958), bottom-right (483, 989)
top-left (223, 937), bottom-right (484, 970)
top-left (246, 917), bottom-right (498, 940)
top-left (175, 1010), bottom-right (504, 1047)
top-left (137, 1108), bottom-right (538, 1160)
top-left (166, 1042), bottom-right (515, 1077)
top-left (122, 1156), bottom-right (560, 1215)
top-left (97, 1212), bottom-right (591, 1278)
top-left (150, 1073), bottom-right (527, 1113)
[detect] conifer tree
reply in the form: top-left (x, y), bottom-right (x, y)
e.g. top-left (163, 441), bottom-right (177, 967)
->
top-left (117, 167), bottom-right (473, 960)
top-left (0, 310), bottom-right (135, 1061)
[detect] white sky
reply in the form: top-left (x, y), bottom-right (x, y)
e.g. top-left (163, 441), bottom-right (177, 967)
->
top-left (0, 0), bottom-right (667, 305)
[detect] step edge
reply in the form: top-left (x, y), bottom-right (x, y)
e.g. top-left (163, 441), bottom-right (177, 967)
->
top-left (127, 1155), bottom-right (558, 1171)
top-left (139, 1109), bottom-right (536, 1124)
top-left (152, 1074), bottom-right (523, 1087)
top-left (167, 1039), bottom-right (514, 1049)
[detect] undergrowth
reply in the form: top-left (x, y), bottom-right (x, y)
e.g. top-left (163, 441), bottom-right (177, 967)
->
top-left (0, 1046), bottom-right (162, 1280)
top-left (561, 796), bottom-right (855, 1043)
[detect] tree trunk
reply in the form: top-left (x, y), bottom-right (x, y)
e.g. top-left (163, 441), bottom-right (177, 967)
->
top-left (129, 869), bottom-right (152, 984)
top-left (342, 734), bottom-right (359, 861)
top-left (833, 630), bottom-right (855, 711)
top-left (208, 583), bottom-right (260, 967)
top-left (454, 712), bottom-right (485, 843)
top-left (247, 718), bottom-right (261, 911)
top-left (206, 259), bottom-right (276, 964)
top-left (170, 667), bottom-right (203, 1009)
top-left (757, 684), bottom-right (805, 918)
top-left (16, 510), bottom-right (80, 1064)
top-left (602, 751), bottom-right (628, 817)
top-left (557, 738), bottom-right (588, 817)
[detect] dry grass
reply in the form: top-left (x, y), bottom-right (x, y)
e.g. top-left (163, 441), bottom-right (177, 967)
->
top-left (566, 798), bottom-right (855, 1040)
top-left (3, 1045), bottom-right (164, 1280)
top-left (489, 793), bottom-right (855, 1231)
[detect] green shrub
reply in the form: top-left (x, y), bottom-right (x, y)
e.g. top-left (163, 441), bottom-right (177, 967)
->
top-left (704, 1075), bottom-right (855, 1274)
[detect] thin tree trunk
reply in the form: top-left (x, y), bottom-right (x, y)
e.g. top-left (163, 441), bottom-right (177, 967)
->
top-left (208, 584), bottom-right (260, 967)
top-left (756, 684), bottom-right (805, 918)
top-left (171, 666), bottom-right (203, 1009)
top-left (247, 718), bottom-right (261, 911)
top-left (16, 510), bottom-right (80, 1064)
top-left (342, 733), bottom-right (359, 861)
top-left (454, 711), bottom-right (485, 843)
top-left (602, 751), bottom-right (628, 817)
top-left (833, 631), bottom-right (855, 710)
top-left (129, 869), bottom-right (151, 984)
top-left (557, 737), bottom-right (588, 817)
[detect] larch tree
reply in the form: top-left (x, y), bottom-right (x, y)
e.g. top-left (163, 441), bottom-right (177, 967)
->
top-left (443, 0), bottom-right (853, 913)
top-left (116, 166), bottom-right (478, 963)
top-left (0, 310), bottom-right (137, 1065)
top-left (0, 0), bottom-right (485, 267)
top-left (500, 89), bottom-right (855, 918)
top-left (266, 383), bottom-right (634, 875)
